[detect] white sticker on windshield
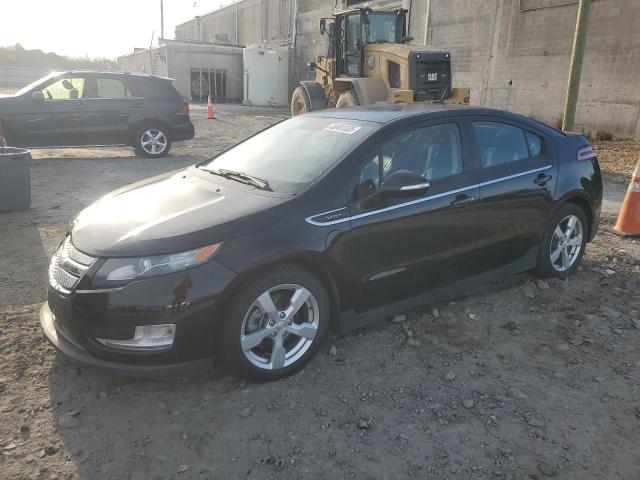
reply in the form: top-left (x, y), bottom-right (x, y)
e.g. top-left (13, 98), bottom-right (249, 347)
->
top-left (324, 123), bottom-right (362, 135)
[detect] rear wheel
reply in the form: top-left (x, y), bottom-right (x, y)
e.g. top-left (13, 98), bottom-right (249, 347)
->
top-left (220, 265), bottom-right (330, 380)
top-left (536, 203), bottom-right (588, 278)
top-left (336, 90), bottom-right (360, 109)
top-left (291, 87), bottom-right (312, 116)
top-left (133, 124), bottom-right (172, 158)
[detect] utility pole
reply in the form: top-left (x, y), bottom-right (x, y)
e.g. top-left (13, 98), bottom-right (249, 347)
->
top-left (562, 0), bottom-right (591, 132)
top-left (160, 0), bottom-right (165, 40)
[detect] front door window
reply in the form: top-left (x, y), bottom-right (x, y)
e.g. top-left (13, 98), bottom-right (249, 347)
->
top-left (42, 77), bottom-right (85, 100)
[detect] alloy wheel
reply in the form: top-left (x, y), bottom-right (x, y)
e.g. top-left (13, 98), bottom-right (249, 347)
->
top-left (550, 214), bottom-right (583, 272)
top-left (240, 284), bottom-right (319, 370)
top-left (140, 129), bottom-right (168, 155)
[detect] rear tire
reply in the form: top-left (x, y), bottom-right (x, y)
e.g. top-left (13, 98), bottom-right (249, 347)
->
top-left (336, 90), bottom-right (360, 109)
top-left (133, 124), bottom-right (172, 158)
top-left (291, 87), bottom-right (312, 116)
top-left (220, 265), bottom-right (330, 381)
top-left (535, 203), bottom-right (588, 278)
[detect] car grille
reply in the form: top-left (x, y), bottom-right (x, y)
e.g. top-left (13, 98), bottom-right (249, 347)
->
top-left (414, 60), bottom-right (451, 102)
top-left (48, 236), bottom-right (96, 294)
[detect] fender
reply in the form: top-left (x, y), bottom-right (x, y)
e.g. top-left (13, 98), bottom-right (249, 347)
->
top-left (300, 81), bottom-right (327, 111)
top-left (334, 77), bottom-right (388, 106)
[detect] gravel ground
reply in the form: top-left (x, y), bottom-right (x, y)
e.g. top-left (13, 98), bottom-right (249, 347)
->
top-left (1, 105), bottom-right (640, 480)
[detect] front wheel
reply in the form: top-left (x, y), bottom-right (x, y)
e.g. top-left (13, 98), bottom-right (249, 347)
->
top-left (290, 87), bottom-right (312, 116)
top-left (336, 90), bottom-right (360, 109)
top-left (220, 265), bottom-right (330, 380)
top-left (536, 203), bottom-right (588, 278)
top-left (133, 125), bottom-right (172, 158)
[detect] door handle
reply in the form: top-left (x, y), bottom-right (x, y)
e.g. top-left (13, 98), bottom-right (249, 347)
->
top-left (131, 103), bottom-right (144, 109)
top-left (450, 194), bottom-right (475, 208)
top-left (74, 104), bottom-right (88, 110)
top-left (533, 173), bottom-right (553, 186)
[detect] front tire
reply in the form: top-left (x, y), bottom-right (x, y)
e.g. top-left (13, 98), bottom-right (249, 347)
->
top-left (536, 203), bottom-right (588, 278)
top-left (220, 265), bottom-right (330, 380)
top-left (291, 87), bottom-right (312, 116)
top-left (133, 124), bottom-right (172, 158)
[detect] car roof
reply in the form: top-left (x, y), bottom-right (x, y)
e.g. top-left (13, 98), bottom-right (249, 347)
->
top-left (306, 103), bottom-right (563, 136)
top-left (52, 70), bottom-right (173, 81)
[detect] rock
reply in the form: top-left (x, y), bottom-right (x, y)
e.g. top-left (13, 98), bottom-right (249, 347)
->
top-left (3, 443), bottom-right (17, 450)
top-left (177, 464), bottom-right (189, 473)
top-left (527, 416), bottom-right (545, 427)
top-left (462, 398), bottom-right (475, 409)
top-left (431, 308), bottom-right (440, 319)
top-left (37, 449), bottom-right (46, 459)
top-left (537, 460), bottom-right (559, 477)
top-left (631, 319), bottom-right (640, 330)
top-left (357, 418), bottom-right (371, 430)
top-left (600, 305), bottom-right (621, 320)
top-left (444, 371), bottom-right (456, 382)
top-left (57, 411), bottom-right (81, 429)
top-left (501, 321), bottom-right (517, 331)
top-left (468, 313), bottom-right (477, 320)
top-left (524, 290), bottom-right (536, 299)
top-left (593, 376), bottom-right (604, 383)
top-left (328, 345), bottom-right (337, 357)
top-left (407, 338), bottom-right (422, 348)
top-left (44, 446), bottom-right (58, 456)
top-left (536, 279), bottom-right (550, 290)
top-left (392, 314), bottom-right (406, 323)
top-left (19, 424), bottom-right (29, 433)
top-left (237, 406), bottom-right (253, 418)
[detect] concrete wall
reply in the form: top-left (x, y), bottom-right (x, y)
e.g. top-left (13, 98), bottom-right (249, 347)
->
top-left (175, 0), bottom-right (293, 46)
top-left (421, 0), bottom-right (640, 138)
top-left (118, 42), bottom-right (244, 102)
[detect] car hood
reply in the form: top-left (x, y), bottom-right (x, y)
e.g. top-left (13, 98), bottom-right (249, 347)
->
top-left (71, 167), bottom-right (293, 257)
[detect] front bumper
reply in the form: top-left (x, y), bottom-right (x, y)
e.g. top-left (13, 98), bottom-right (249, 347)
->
top-left (40, 302), bottom-right (213, 377)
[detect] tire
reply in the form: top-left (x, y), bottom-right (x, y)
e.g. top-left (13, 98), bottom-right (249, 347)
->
top-left (336, 90), bottom-right (360, 109)
top-left (291, 86), bottom-right (312, 116)
top-left (535, 203), bottom-right (588, 278)
top-left (220, 265), bottom-right (330, 381)
top-left (133, 124), bottom-right (172, 158)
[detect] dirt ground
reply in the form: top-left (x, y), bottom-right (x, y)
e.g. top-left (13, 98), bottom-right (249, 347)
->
top-left (1, 104), bottom-right (640, 480)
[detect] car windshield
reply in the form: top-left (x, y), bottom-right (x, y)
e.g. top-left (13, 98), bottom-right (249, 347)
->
top-left (200, 116), bottom-right (378, 193)
top-left (13, 72), bottom-right (59, 96)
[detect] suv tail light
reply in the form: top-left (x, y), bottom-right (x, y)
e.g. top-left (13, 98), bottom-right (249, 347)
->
top-left (176, 103), bottom-right (189, 116)
top-left (577, 145), bottom-right (596, 162)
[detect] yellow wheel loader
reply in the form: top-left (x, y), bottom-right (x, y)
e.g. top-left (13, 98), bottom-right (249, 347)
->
top-left (291, 7), bottom-right (470, 116)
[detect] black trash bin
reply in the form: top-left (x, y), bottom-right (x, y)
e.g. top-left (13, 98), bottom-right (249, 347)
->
top-left (0, 147), bottom-right (31, 212)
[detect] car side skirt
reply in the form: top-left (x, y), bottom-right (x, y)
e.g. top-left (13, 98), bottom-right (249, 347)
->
top-left (335, 246), bottom-right (538, 334)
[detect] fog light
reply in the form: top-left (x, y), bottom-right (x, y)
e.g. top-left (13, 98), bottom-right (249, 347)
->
top-left (96, 324), bottom-right (176, 352)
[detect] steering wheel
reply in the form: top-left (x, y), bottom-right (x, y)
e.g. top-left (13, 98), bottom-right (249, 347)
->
top-left (44, 89), bottom-right (53, 100)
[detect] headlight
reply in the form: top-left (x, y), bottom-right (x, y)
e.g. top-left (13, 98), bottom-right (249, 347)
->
top-left (93, 244), bottom-right (220, 286)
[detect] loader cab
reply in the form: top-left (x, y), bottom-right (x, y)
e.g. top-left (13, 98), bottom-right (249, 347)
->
top-left (323, 8), bottom-right (408, 77)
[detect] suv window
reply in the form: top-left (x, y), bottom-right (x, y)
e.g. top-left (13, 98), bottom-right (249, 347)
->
top-left (96, 78), bottom-right (130, 98)
top-left (473, 122), bottom-right (531, 167)
top-left (42, 77), bottom-right (85, 100)
top-left (357, 123), bottom-right (463, 198)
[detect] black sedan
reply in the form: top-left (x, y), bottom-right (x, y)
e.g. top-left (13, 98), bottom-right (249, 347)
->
top-left (40, 105), bottom-right (602, 380)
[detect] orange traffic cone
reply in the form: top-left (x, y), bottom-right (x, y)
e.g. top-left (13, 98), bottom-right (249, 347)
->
top-left (206, 95), bottom-right (215, 120)
top-left (609, 159), bottom-right (640, 237)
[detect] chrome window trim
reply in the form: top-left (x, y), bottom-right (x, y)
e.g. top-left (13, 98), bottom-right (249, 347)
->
top-left (305, 165), bottom-right (552, 227)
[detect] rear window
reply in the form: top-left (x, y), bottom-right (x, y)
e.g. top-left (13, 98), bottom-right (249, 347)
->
top-left (136, 78), bottom-right (182, 100)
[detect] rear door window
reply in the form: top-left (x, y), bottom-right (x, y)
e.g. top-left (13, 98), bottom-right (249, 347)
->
top-left (472, 122), bottom-right (529, 168)
top-left (96, 77), bottom-right (131, 98)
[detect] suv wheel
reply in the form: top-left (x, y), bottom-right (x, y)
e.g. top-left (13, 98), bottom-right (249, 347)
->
top-left (134, 125), bottom-right (171, 158)
top-left (220, 265), bottom-right (330, 380)
top-left (536, 203), bottom-right (588, 278)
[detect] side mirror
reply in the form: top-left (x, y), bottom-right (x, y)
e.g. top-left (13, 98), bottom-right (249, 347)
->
top-left (380, 170), bottom-right (430, 197)
top-left (31, 91), bottom-right (45, 104)
top-left (320, 19), bottom-right (326, 35)
top-left (308, 61), bottom-right (317, 71)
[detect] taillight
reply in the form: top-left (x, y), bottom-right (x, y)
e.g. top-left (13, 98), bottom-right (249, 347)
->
top-left (577, 145), bottom-right (596, 162)
top-left (176, 103), bottom-right (189, 116)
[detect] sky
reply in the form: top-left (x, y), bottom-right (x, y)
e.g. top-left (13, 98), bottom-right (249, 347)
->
top-left (0, 0), bottom-right (235, 59)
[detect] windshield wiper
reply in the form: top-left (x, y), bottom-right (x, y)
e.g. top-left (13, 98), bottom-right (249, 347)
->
top-left (198, 166), bottom-right (270, 190)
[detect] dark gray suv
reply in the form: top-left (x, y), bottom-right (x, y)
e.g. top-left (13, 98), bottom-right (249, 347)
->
top-left (0, 71), bottom-right (194, 157)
